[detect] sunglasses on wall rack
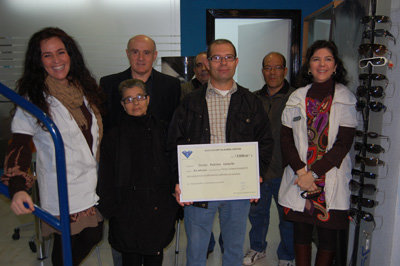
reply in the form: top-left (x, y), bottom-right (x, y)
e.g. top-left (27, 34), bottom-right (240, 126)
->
top-left (359, 73), bottom-right (387, 81)
top-left (356, 101), bottom-right (387, 112)
top-left (355, 155), bottom-right (385, 167)
top-left (349, 208), bottom-right (377, 229)
top-left (356, 86), bottom-right (385, 98)
top-left (354, 142), bottom-right (385, 154)
top-left (355, 130), bottom-right (388, 139)
top-left (359, 57), bottom-right (388, 68)
top-left (358, 44), bottom-right (390, 56)
top-left (360, 15), bottom-right (391, 24)
top-left (351, 195), bottom-right (378, 208)
top-left (362, 29), bottom-right (396, 44)
top-left (351, 169), bottom-right (377, 179)
top-left (349, 179), bottom-right (377, 195)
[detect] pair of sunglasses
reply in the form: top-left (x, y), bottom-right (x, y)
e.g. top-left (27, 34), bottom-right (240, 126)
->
top-left (349, 208), bottom-right (377, 229)
top-left (359, 57), bottom-right (388, 68)
top-left (356, 101), bottom-right (387, 112)
top-left (362, 29), bottom-right (396, 44)
top-left (351, 169), bottom-right (377, 179)
top-left (351, 195), bottom-right (378, 208)
top-left (356, 86), bottom-right (385, 98)
top-left (359, 73), bottom-right (387, 81)
top-left (358, 44), bottom-right (389, 56)
top-left (355, 130), bottom-right (388, 139)
top-left (349, 179), bottom-right (377, 195)
top-left (355, 155), bottom-right (385, 167)
top-left (354, 142), bottom-right (385, 154)
top-left (360, 15), bottom-right (390, 24)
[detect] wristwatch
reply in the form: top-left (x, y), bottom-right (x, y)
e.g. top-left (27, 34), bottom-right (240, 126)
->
top-left (311, 171), bottom-right (319, 179)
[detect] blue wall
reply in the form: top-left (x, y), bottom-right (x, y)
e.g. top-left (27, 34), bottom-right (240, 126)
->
top-left (181, 0), bottom-right (331, 56)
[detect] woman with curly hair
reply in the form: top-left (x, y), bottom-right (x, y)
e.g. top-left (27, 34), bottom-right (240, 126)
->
top-left (278, 40), bottom-right (357, 265)
top-left (1, 27), bottom-right (104, 265)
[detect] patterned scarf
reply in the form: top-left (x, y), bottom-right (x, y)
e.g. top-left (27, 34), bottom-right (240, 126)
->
top-left (45, 76), bottom-right (103, 161)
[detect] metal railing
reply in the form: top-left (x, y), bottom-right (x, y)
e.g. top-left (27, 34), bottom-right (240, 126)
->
top-left (0, 82), bottom-right (72, 266)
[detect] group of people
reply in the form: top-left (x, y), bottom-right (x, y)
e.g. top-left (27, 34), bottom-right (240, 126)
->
top-left (1, 26), bottom-right (357, 266)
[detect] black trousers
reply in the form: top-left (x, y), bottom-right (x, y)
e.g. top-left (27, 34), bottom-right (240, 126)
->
top-left (51, 221), bottom-right (103, 266)
top-left (122, 251), bottom-right (163, 266)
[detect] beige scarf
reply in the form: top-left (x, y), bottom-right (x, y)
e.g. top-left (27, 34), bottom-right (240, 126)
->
top-left (45, 76), bottom-right (103, 161)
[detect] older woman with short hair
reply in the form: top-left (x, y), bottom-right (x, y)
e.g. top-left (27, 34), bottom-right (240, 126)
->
top-left (97, 78), bottom-right (178, 266)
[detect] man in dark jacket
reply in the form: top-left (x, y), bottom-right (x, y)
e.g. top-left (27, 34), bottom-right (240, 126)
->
top-left (180, 51), bottom-right (209, 100)
top-left (99, 34), bottom-right (180, 265)
top-left (168, 39), bottom-right (274, 266)
top-left (243, 52), bottom-right (295, 266)
top-left (100, 34), bottom-right (181, 133)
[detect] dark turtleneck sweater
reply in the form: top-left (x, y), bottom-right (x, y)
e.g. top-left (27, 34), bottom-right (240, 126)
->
top-left (281, 78), bottom-right (355, 176)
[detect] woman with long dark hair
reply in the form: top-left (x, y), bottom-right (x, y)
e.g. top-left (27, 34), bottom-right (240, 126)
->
top-left (278, 40), bottom-right (357, 265)
top-left (2, 27), bottom-right (104, 265)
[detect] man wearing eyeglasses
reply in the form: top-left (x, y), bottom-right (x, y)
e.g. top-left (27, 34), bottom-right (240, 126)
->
top-left (168, 39), bottom-right (273, 266)
top-left (243, 52), bottom-right (295, 266)
top-left (181, 51), bottom-right (209, 100)
top-left (100, 34), bottom-right (181, 133)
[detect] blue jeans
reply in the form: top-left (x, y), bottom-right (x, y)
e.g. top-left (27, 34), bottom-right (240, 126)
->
top-left (184, 199), bottom-right (250, 266)
top-left (248, 177), bottom-right (294, 261)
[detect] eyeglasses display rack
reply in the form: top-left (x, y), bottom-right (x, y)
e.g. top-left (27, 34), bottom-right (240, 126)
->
top-left (350, 0), bottom-right (394, 265)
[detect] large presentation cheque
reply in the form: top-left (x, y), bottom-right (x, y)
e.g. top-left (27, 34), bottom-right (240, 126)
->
top-left (178, 142), bottom-right (260, 202)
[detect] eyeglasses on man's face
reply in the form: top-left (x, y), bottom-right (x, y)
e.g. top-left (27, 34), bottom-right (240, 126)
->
top-left (208, 55), bottom-right (236, 62)
top-left (263, 65), bottom-right (285, 72)
top-left (121, 95), bottom-right (148, 104)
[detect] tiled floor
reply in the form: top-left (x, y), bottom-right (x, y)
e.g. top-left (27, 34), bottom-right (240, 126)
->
top-left (0, 194), bottom-right (287, 266)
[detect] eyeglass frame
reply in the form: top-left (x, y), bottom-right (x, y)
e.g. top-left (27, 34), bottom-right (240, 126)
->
top-left (121, 94), bottom-right (148, 104)
top-left (359, 57), bottom-right (388, 68)
top-left (354, 142), bottom-right (385, 154)
top-left (355, 154), bottom-right (385, 167)
top-left (208, 54), bottom-right (236, 62)
top-left (351, 195), bottom-right (378, 208)
top-left (349, 179), bottom-right (377, 195)
top-left (362, 29), bottom-right (396, 44)
top-left (360, 15), bottom-right (391, 24)
top-left (356, 86), bottom-right (385, 98)
top-left (351, 169), bottom-right (377, 179)
top-left (358, 43), bottom-right (390, 56)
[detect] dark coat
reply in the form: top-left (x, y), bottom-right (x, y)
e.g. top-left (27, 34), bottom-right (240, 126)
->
top-left (167, 84), bottom-right (274, 185)
top-left (99, 68), bottom-right (181, 132)
top-left (253, 80), bottom-right (295, 180)
top-left (97, 113), bottom-right (178, 255)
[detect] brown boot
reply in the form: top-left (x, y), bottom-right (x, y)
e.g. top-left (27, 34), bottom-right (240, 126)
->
top-left (295, 244), bottom-right (312, 266)
top-left (315, 249), bottom-right (335, 266)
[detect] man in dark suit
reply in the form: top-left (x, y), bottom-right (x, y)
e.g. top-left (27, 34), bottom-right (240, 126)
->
top-left (100, 34), bottom-right (181, 132)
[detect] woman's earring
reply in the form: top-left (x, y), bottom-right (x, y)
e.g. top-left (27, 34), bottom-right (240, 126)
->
top-left (308, 70), bottom-right (312, 76)
top-left (333, 71), bottom-right (337, 76)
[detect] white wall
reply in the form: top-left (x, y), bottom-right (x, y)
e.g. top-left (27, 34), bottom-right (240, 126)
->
top-left (0, 0), bottom-right (181, 89)
top-left (215, 18), bottom-right (291, 91)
